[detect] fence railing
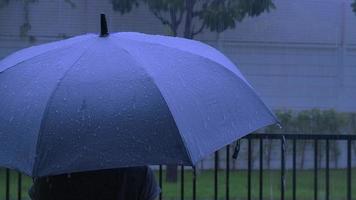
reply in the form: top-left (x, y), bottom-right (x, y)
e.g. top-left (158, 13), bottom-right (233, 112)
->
top-left (1, 133), bottom-right (355, 200)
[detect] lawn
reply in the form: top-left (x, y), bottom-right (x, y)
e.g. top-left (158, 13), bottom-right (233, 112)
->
top-left (0, 168), bottom-right (355, 200)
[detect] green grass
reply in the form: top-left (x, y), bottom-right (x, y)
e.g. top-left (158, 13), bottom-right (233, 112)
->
top-left (1, 168), bottom-right (355, 200)
top-left (158, 168), bottom-right (356, 200)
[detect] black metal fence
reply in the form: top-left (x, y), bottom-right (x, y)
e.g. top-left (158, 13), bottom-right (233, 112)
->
top-left (2, 133), bottom-right (355, 200)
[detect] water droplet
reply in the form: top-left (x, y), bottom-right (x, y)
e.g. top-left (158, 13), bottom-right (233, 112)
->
top-left (204, 122), bottom-right (208, 129)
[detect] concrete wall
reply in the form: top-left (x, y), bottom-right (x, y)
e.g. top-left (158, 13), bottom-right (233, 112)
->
top-left (0, 0), bottom-right (355, 111)
top-left (209, 0), bottom-right (356, 112)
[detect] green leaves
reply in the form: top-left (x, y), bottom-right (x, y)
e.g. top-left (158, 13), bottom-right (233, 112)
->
top-left (200, 0), bottom-right (274, 33)
top-left (111, 0), bottom-right (140, 14)
top-left (237, 0), bottom-right (275, 17)
top-left (268, 109), bottom-right (352, 135)
top-left (145, 0), bottom-right (184, 12)
top-left (0, 0), bottom-right (9, 9)
top-left (111, 0), bottom-right (275, 38)
top-left (111, 0), bottom-right (184, 15)
top-left (352, 0), bottom-right (356, 14)
top-left (199, 1), bottom-right (240, 33)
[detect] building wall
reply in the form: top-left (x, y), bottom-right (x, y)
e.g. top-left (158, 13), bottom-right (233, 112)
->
top-left (207, 0), bottom-right (356, 112)
top-left (0, 0), bottom-right (355, 111)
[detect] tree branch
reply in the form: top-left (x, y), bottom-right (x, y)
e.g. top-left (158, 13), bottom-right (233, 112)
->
top-left (184, 0), bottom-right (197, 38)
top-left (352, 0), bottom-right (356, 13)
top-left (192, 0), bottom-right (211, 17)
top-left (177, 9), bottom-right (184, 25)
top-left (170, 8), bottom-right (177, 22)
top-left (192, 21), bottom-right (206, 36)
top-left (152, 10), bottom-right (172, 27)
top-left (169, 8), bottom-right (178, 36)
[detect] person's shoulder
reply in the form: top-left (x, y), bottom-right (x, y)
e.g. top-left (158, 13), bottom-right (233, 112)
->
top-left (120, 166), bottom-right (150, 176)
top-left (118, 166), bottom-right (156, 187)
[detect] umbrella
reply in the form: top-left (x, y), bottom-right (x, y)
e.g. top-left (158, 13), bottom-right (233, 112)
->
top-left (0, 15), bottom-right (278, 177)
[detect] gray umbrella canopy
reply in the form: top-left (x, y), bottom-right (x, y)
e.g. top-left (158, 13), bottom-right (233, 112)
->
top-left (0, 31), bottom-right (278, 177)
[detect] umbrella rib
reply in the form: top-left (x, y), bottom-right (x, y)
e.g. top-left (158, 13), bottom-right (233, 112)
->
top-left (31, 40), bottom-right (96, 176)
top-left (109, 41), bottom-right (195, 166)
top-left (111, 35), bottom-right (278, 163)
top-left (0, 36), bottom-right (93, 74)
top-left (112, 34), bottom-right (278, 124)
top-left (111, 33), bottom-right (246, 82)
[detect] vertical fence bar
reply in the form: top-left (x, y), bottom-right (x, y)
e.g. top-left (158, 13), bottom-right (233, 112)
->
top-left (248, 138), bottom-right (252, 200)
top-left (6, 168), bottom-right (10, 200)
top-left (326, 139), bottom-right (329, 200)
top-left (193, 166), bottom-right (197, 200)
top-left (181, 165), bottom-right (184, 200)
top-left (293, 139), bottom-right (296, 200)
top-left (347, 139), bottom-right (351, 200)
top-left (259, 139), bottom-right (263, 200)
top-left (18, 172), bottom-right (22, 200)
top-left (226, 145), bottom-right (230, 200)
top-left (159, 165), bottom-right (162, 200)
top-left (281, 136), bottom-right (285, 200)
top-left (214, 151), bottom-right (219, 200)
top-left (314, 139), bottom-right (318, 200)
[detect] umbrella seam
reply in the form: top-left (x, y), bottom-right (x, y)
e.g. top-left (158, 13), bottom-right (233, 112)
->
top-left (111, 33), bottom-right (248, 83)
top-left (109, 41), bottom-right (194, 166)
top-left (112, 34), bottom-right (278, 123)
top-left (31, 39), bottom-right (97, 177)
top-left (0, 36), bottom-right (93, 74)
top-left (111, 35), bottom-right (278, 162)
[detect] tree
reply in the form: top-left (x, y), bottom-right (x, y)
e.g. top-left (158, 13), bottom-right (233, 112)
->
top-left (111, 0), bottom-right (275, 39)
top-left (0, 0), bottom-right (76, 42)
top-left (352, 0), bottom-right (356, 14)
top-left (321, 110), bottom-right (347, 168)
top-left (0, 0), bottom-right (9, 8)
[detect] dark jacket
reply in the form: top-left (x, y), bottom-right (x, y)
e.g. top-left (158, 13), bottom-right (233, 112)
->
top-left (29, 166), bottom-right (160, 200)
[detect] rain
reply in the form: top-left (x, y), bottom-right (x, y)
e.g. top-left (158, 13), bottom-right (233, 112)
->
top-left (0, 0), bottom-right (356, 200)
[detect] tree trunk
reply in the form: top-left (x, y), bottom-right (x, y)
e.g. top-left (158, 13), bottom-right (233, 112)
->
top-left (183, 0), bottom-right (194, 39)
top-left (169, 8), bottom-right (178, 37)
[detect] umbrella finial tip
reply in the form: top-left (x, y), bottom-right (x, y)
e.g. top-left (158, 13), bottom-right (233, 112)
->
top-left (100, 14), bottom-right (109, 37)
